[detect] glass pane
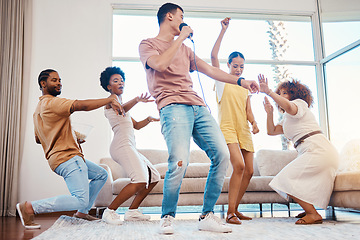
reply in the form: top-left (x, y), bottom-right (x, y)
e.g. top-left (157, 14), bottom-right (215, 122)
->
top-left (323, 21), bottom-right (360, 56)
top-left (186, 17), bottom-right (314, 61)
top-left (325, 46), bottom-right (360, 152)
top-left (113, 15), bottom-right (159, 57)
top-left (113, 14), bottom-right (314, 61)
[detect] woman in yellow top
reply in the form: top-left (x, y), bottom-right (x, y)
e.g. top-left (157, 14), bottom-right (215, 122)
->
top-left (211, 17), bottom-right (259, 224)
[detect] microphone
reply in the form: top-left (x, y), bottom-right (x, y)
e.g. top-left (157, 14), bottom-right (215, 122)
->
top-left (179, 23), bottom-right (193, 42)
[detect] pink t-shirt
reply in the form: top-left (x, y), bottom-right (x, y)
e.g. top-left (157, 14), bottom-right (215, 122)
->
top-left (139, 38), bottom-right (205, 111)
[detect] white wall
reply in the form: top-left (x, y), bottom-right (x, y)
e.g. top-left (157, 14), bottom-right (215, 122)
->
top-left (18, 0), bottom-right (341, 203)
top-left (320, 0), bottom-right (360, 21)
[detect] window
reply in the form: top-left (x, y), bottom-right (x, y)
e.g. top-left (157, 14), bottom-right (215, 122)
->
top-left (324, 46), bottom-right (360, 152)
top-left (112, 11), bottom-right (319, 151)
top-left (322, 21), bottom-right (360, 56)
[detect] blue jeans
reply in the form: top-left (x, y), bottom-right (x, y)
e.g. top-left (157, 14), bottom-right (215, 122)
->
top-left (160, 104), bottom-right (230, 218)
top-left (32, 155), bottom-right (108, 214)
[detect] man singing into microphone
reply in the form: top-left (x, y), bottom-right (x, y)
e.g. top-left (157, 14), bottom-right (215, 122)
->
top-left (139, 3), bottom-right (259, 234)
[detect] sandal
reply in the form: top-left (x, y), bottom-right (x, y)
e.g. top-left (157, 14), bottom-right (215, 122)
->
top-left (226, 213), bottom-right (242, 225)
top-left (295, 212), bottom-right (306, 218)
top-left (295, 215), bottom-right (323, 225)
top-left (235, 211), bottom-right (252, 220)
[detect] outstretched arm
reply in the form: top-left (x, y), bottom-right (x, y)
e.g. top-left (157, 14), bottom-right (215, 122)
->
top-left (258, 74), bottom-right (297, 115)
top-left (71, 94), bottom-right (124, 116)
top-left (211, 17), bottom-right (230, 68)
top-left (263, 96), bottom-right (283, 135)
top-left (132, 116), bottom-right (160, 130)
top-left (196, 59), bottom-right (259, 93)
top-left (122, 93), bottom-right (154, 113)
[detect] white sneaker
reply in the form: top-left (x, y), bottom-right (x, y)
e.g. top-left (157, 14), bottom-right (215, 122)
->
top-left (102, 208), bottom-right (123, 225)
top-left (198, 212), bottom-right (232, 233)
top-left (124, 209), bottom-right (151, 221)
top-left (159, 215), bottom-right (174, 234)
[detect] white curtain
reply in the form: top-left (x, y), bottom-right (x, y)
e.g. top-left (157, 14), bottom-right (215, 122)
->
top-left (0, 0), bottom-right (28, 217)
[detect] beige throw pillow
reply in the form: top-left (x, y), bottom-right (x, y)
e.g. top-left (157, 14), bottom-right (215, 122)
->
top-left (256, 149), bottom-right (297, 176)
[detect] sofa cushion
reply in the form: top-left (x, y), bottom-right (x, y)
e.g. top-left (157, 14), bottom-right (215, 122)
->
top-left (112, 178), bottom-right (131, 194)
top-left (154, 162), bottom-right (211, 178)
top-left (246, 176), bottom-right (275, 192)
top-left (138, 149), bottom-right (169, 165)
top-left (256, 149), bottom-right (297, 176)
top-left (333, 171), bottom-right (360, 191)
top-left (189, 150), bottom-right (211, 163)
top-left (337, 139), bottom-right (360, 173)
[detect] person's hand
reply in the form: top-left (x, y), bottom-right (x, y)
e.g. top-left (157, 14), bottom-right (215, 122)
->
top-left (263, 96), bottom-right (274, 114)
top-left (137, 93), bottom-right (154, 103)
top-left (251, 122), bottom-right (260, 134)
top-left (241, 79), bottom-right (259, 93)
top-left (258, 74), bottom-right (271, 95)
top-left (146, 116), bottom-right (160, 123)
top-left (221, 17), bottom-right (231, 31)
top-left (109, 94), bottom-right (125, 116)
top-left (179, 24), bottom-right (193, 41)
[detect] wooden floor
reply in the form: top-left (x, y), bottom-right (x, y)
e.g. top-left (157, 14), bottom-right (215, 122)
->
top-left (1, 208), bottom-right (360, 240)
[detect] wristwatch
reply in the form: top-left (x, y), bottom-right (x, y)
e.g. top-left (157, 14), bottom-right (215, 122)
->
top-left (237, 77), bottom-right (244, 86)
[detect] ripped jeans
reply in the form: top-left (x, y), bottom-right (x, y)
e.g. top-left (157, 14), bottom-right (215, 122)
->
top-left (31, 155), bottom-right (108, 214)
top-left (160, 104), bottom-right (230, 218)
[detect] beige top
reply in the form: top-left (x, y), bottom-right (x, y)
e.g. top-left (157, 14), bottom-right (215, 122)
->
top-left (139, 37), bottom-right (205, 111)
top-left (33, 95), bottom-right (83, 171)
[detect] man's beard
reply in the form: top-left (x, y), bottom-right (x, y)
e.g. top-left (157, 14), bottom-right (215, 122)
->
top-left (49, 88), bottom-right (61, 96)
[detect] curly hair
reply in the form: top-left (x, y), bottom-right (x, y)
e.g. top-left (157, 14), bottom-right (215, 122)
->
top-left (100, 66), bottom-right (125, 92)
top-left (275, 79), bottom-right (314, 108)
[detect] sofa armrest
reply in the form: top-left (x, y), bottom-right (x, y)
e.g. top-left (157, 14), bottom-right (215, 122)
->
top-left (94, 163), bottom-right (114, 207)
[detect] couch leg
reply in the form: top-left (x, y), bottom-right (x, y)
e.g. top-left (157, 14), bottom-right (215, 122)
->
top-left (287, 203), bottom-right (291, 217)
top-left (96, 207), bottom-right (106, 218)
top-left (326, 206), bottom-right (336, 220)
top-left (271, 203), bottom-right (273, 217)
top-left (259, 203), bottom-right (263, 217)
top-left (221, 205), bottom-right (225, 219)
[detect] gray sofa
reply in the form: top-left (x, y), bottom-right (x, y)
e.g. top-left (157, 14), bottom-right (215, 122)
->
top-left (94, 149), bottom-right (360, 216)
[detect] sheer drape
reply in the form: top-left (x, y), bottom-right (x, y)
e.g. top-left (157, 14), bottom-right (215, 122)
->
top-left (0, 0), bottom-right (26, 217)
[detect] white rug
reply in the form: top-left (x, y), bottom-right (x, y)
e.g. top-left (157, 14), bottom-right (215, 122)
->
top-left (33, 215), bottom-right (360, 240)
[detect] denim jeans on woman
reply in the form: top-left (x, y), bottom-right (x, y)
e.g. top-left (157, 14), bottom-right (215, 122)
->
top-left (31, 155), bottom-right (108, 214)
top-left (160, 104), bottom-right (230, 218)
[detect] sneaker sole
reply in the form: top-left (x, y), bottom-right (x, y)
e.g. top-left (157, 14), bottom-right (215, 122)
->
top-left (16, 203), bottom-right (41, 229)
top-left (160, 229), bottom-right (174, 234)
top-left (199, 228), bottom-right (232, 233)
top-left (101, 219), bottom-right (123, 225)
top-left (124, 217), bottom-right (151, 221)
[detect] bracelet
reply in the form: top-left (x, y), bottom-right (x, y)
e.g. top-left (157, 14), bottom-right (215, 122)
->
top-left (147, 118), bottom-right (151, 123)
top-left (237, 77), bottom-right (244, 86)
